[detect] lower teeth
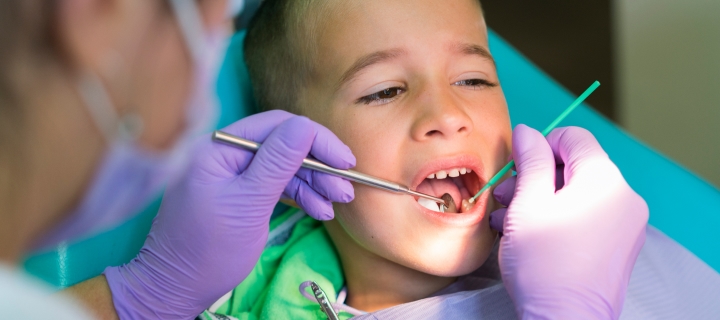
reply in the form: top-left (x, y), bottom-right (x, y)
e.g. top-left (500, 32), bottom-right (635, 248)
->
top-left (418, 194), bottom-right (475, 214)
top-left (461, 199), bottom-right (473, 212)
top-left (418, 197), bottom-right (443, 212)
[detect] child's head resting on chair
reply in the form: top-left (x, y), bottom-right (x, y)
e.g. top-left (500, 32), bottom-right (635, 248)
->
top-left (245, 0), bottom-right (512, 312)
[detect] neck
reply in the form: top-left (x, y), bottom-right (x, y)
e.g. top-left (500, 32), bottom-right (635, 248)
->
top-left (324, 220), bottom-right (456, 312)
top-left (0, 64), bottom-right (104, 262)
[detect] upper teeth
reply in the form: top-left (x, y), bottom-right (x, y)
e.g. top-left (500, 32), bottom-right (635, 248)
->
top-left (427, 168), bottom-right (472, 179)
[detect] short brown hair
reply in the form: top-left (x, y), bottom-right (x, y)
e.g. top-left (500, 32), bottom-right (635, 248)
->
top-left (244, 0), bottom-right (339, 114)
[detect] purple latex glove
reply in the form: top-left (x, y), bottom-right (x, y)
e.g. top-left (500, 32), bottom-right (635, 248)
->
top-left (489, 125), bottom-right (648, 319)
top-left (104, 110), bottom-right (355, 318)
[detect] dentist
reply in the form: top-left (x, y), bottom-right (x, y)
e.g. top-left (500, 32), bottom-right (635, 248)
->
top-left (1, 0), bottom-right (355, 318)
top-left (0, 0), bottom-right (647, 319)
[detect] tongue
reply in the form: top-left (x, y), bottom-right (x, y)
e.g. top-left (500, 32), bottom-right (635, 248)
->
top-left (416, 177), bottom-right (467, 207)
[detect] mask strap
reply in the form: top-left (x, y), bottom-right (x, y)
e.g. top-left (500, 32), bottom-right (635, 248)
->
top-left (77, 72), bottom-right (143, 142)
top-left (168, 0), bottom-right (206, 64)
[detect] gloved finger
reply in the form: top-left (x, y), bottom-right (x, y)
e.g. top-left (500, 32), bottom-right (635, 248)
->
top-left (545, 127), bottom-right (610, 184)
top-left (221, 110), bottom-right (296, 142)
top-left (292, 168), bottom-right (354, 203)
top-left (309, 124), bottom-right (356, 169)
top-left (555, 164), bottom-right (565, 191)
top-left (493, 176), bottom-right (517, 206)
top-left (285, 178), bottom-right (335, 220)
top-left (511, 124), bottom-right (556, 198)
top-left (489, 208), bottom-right (507, 232)
top-left (241, 116), bottom-right (317, 198)
top-left (496, 166), bottom-right (563, 200)
top-left (215, 110), bottom-right (298, 174)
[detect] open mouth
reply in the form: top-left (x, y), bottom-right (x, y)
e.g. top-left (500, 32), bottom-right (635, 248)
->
top-left (415, 167), bottom-right (482, 214)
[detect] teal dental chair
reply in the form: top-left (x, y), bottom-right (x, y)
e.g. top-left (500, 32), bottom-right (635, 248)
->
top-left (23, 30), bottom-right (720, 288)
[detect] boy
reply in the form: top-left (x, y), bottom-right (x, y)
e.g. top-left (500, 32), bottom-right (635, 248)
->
top-left (246, 0), bottom-right (508, 313)
top-left (208, 0), bottom-right (720, 319)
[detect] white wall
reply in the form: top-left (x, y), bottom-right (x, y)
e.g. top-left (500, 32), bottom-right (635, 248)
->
top-left (615, 0), bottom-right (720, 188)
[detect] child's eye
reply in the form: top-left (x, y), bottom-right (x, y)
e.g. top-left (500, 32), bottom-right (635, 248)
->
top-left (453, 78), bottom-right (498, 89)
top-left (356, 87), bottom-right (406, 105)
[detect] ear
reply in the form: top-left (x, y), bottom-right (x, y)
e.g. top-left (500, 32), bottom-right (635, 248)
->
top-left (56, 0), bottom-right (120, 72)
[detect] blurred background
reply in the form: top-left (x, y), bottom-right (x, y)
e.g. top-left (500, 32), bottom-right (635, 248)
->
top-left (481, 0), bottom-right (720, 189)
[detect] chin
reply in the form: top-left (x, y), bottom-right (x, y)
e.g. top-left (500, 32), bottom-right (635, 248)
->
top-left (404, 228), bottom-right (498, 277)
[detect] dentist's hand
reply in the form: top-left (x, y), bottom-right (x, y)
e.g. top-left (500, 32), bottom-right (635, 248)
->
top-left (490, 125), bottom-right (648, 319)
top-left (104, 110), bottom-right (356, 319)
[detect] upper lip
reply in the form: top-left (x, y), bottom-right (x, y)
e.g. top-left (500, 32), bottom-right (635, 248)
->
top-left (410, 154), bottom-right (485, 192)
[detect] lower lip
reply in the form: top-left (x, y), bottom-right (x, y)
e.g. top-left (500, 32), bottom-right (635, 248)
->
top-left (412, 192), bottom-right (490, 226)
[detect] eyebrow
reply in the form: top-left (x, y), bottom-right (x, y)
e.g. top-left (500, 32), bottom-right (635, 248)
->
top-left (336, 43), bottom-right (495, 89)
top-left (451, 42), bottom-right (496, 67)
top-left (337, 48), bottom-right (407, 88)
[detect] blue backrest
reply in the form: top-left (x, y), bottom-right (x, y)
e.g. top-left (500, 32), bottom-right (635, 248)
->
top-left (23, 30), bottom-right (720, 288)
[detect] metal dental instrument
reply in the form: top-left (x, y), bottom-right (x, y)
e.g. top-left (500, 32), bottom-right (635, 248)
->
top-left (309, 281), bottom-right (340, 320)
top-left (212, 131), bottom-right (447, 207)
top-left (469, 80), bottom-right (601, 204)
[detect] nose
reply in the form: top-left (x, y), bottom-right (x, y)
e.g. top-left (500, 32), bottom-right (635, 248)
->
top-left (410, 85), bottom-right (473, 142)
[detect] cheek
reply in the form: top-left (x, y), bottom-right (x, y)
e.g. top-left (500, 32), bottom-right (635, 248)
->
top-left (328, 112), bottom-right (407, 245)
top-left (131, 22), bottom-right (192, 150)
top-left (333, 187), bottom-right (398, 244)
top-left (322, 105), bottom-right (407, 180)
top-left (471, 94), bottom-right (512, 162)
top-left (332, 186), bottom-right (422, 266)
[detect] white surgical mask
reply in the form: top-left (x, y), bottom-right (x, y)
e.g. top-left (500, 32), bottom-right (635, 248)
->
top-left (34, 0), bottom-right (235, 249)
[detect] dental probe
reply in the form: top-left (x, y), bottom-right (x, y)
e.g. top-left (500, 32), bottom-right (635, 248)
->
top-left (469, 80), bottom-right (601, 204)
top-left (212, 131), bottom-right (447, 206)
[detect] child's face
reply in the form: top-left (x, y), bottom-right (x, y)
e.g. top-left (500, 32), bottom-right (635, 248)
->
top-left (301, 0), bottom-right (512, 276)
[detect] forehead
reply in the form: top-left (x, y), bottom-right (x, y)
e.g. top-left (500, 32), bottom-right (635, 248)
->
top-left (312, 0), bottom-right (488, 75)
